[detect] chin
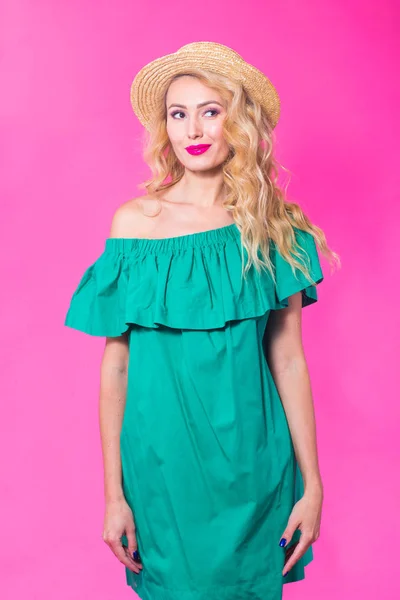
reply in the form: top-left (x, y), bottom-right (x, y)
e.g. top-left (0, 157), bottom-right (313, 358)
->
top-left (189, 163), bottom-right (220, 172)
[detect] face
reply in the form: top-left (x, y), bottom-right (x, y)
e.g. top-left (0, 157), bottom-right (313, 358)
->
top-left (165, 76), bottom-right (230, 171)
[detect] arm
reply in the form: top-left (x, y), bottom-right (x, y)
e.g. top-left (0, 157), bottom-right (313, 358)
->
top-left (99, 336), bottom-right (129, 504)
top-left (263, 292), bottom-right (323, 575)
top-left (264, 292), bottom-right (322, 492)
top-left (100, 203), bottom-right (133, 503)
top-left (99, 205), bottom-right (143, 573)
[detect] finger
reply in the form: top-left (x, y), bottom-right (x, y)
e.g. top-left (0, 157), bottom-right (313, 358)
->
top-left (119, 541), bottom-right (137, 566)
top-left (279, 516), bottom-right (299, 548)
top-left (126, 527), bottom-right (143, 569)
top-left (108, 538), bottom-right (142, 574)
top-left (123, 545), bottom-right (143, 571)
top-left (282, 538), bottom-right (310, 576)
top-left (284, 541), bottom-right (299, 565)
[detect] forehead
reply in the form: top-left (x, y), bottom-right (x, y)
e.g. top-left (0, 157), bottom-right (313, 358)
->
top-left (166, 76), bottom-right (223, 105)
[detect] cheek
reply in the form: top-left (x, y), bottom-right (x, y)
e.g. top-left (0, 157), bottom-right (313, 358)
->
top-left (206, 122), bottom-right (227, 148)
top-left (166, 122), bottom-right (181, 145)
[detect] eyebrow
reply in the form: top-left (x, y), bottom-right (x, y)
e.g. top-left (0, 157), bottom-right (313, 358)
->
top-left (167, 100), bottom-right (224, 110)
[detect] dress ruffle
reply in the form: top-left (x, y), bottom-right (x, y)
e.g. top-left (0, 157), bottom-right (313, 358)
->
top-left (64, 223), bottom-right (324, 336)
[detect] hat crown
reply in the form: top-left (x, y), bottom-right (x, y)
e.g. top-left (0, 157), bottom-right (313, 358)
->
top-left (177, 41), bottom-right (243, 61)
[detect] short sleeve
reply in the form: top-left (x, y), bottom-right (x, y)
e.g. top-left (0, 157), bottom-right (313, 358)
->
top-left (272, 228), bottom-right (324, 308)
top-left (64, 248), bottom-right (130, 337)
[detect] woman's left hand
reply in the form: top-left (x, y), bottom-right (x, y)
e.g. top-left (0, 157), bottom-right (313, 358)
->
top-left (279, 485), bottom-right (323, 577)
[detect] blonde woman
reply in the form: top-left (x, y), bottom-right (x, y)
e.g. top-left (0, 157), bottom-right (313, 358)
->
top-left (65, 42), bottom-right (339, 600)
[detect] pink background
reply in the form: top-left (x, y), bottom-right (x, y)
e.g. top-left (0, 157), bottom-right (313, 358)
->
top-left (1, 1), bottom-right (398, 599)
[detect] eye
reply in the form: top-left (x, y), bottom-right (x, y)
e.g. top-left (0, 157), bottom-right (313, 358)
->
top-left (204, 109), bottom-right (220, 117)
top-left (170, 110), bottom-right (185, 119)
top-left (170, 108), bottom-right (220, 120)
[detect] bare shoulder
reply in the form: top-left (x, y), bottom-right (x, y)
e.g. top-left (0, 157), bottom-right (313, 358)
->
top-left (109, 195), bottom-right (162, 238)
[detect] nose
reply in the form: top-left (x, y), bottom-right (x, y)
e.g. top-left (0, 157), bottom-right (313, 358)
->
top-left (186, 115), bottom-right (203, 139)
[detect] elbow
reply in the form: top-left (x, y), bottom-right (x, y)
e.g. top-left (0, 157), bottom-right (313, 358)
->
top-left (268, 352), bottom-right (308, 377)
top-left (102, 337), bottom-right (130, 374)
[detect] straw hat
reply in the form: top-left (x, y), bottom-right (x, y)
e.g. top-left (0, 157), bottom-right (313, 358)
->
top-left (130, 41), bottom-right (281, 130)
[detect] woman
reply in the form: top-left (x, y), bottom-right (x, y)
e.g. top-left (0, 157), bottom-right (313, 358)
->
top-left (65, 41), bottom-right (339, 600)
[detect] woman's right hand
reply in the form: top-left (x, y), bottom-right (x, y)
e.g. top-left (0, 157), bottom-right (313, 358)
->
top-left (102, 498), bottom-right (143, 574)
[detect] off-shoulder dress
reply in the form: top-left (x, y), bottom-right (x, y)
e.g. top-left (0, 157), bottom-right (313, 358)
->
top-left (64, 222), bottom-right (324, 600)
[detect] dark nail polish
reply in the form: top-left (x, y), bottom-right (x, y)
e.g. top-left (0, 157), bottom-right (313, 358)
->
top-left (279, 538), bottom-right (287, 547)
top-left (283, 571), bottom-right (288, 577)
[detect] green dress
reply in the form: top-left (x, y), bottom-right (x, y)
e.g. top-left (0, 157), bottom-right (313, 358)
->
top-left (64, 222), bottom-right (324, 600)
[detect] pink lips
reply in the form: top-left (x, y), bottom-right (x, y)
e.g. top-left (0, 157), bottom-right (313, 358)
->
top-left (185, 144), bottom-right (211, 155)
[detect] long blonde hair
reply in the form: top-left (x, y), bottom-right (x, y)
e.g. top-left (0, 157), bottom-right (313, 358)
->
top-left (135, 68), bottom-right (340, 285)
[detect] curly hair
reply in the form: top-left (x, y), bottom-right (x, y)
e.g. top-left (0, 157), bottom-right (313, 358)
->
top-left (134, 68), bottom-right (340, 285)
